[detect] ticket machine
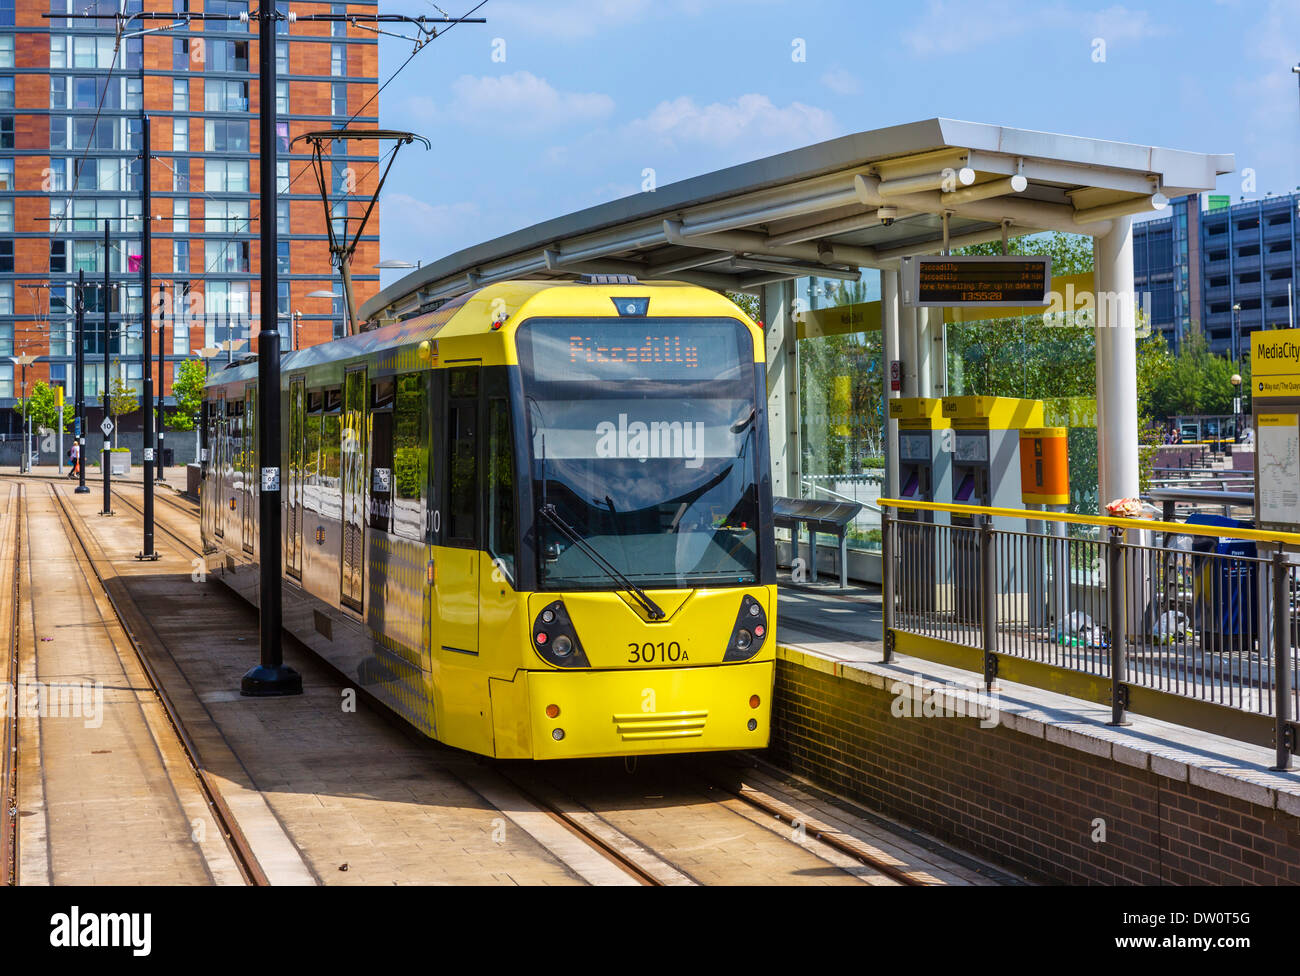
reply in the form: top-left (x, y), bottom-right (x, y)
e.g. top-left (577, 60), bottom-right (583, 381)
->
top-left (942, 396), bottom-right (1044, 624)
top-left (889, 397), bottom-right (951, 610)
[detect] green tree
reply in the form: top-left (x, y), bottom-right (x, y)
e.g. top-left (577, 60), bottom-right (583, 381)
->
top-left (166, 357), bottom-right (207, 431)
top-left (1148, 324), bottom-right (1245, 420)
top-left (108, 363), bottom-right (139, 448)
top-left (724, 291), bottom-right (761, 323)
top-left (15, 380), bottom-right (72, 434)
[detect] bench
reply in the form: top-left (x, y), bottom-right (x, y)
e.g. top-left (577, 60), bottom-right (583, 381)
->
top-left (773, 496), bottom-right (863, 589)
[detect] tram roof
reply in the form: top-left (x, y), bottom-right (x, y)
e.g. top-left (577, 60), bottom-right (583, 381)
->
top-left (361, 117), bottom-right (1232, 325)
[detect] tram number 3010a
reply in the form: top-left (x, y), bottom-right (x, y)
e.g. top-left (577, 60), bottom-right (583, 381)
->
top-left (627, 641), bottom-right (688, 664)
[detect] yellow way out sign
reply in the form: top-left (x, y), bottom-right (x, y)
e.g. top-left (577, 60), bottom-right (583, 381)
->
top-left (1252, 329), bottom-right (1300, 398)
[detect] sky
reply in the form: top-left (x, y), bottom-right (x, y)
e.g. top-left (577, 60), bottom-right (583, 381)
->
top-left (370, 0), bottom-right (1300, 287)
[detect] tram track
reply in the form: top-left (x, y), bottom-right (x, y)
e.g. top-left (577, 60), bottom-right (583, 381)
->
top-left (47, 481), bottom-right (268, 886)
top-left (117, 481), bottom-right (963, 887)
top-left (2, 483), bottom-right (23, 885)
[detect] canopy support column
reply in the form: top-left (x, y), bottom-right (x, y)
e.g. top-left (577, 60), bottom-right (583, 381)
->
top-left (881, 269), bottom-right (901, 498)
top-left (1093, 215), bottom-right (1139, 508)
top-left (761, 279), bottom-right (800, 498)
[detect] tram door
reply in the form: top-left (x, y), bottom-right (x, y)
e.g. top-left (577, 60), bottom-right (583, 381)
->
top-left (212, 395), bottom-right (225, 540)
top-left (286, 378), bottom-right (305, 579)
top-left (340, 367), bottom-right (367, 612)
top-left (436, 366), bottom-right (480, 657)
top-left (242, 386), bottom-right (256, 553)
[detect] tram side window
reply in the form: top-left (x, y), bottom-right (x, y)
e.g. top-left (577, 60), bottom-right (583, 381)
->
top-left (304, 391), bottom-right (323, 511)
top-left (368, 378), bottom-right (393, 532)
top-left (445, 367), bottom-right (478, 546)
top-left (486, 396), bottom-right (515, 581)
top-left (319, 389), bottom-right (342, 517)
top-left (391, 372), bottom-right (425, 542)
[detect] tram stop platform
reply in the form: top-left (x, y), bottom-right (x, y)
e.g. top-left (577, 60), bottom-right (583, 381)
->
top-left (774, 577), bottom-right (1300, 885)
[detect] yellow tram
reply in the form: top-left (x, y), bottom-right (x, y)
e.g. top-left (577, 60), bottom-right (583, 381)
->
top-left (201, 278), bottom-right (777, 759)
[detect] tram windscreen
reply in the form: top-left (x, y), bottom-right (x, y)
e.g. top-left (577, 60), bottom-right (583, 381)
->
top-left (518, 318), bottom-right (761, 590)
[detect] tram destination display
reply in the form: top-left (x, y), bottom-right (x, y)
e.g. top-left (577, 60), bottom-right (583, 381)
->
top-left (902, 255), bottom-right (1052, 308)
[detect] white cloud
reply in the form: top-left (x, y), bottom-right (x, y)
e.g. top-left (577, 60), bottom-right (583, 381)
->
top-left (821, 66), bottom-right (862, 96)
top-left (626, 94), bottom-right (837, 153)
top-left (487, 0), bottom-right (767, 40)
top-left (380, 194), bottom-right (480, 245)
top-left (395, 72), bottom-right (614, 132)
top-left (903, 0), bottom-right (1161, 56)
top-left (1083, 5), bottom-right (1160, 42)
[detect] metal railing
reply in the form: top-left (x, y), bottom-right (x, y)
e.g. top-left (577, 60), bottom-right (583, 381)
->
top-left (880, 499), bottom-right (1300, 769)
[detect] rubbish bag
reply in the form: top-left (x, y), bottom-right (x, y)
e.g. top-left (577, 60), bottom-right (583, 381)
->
top-left (1053, 610), bottom-right (1107, 648)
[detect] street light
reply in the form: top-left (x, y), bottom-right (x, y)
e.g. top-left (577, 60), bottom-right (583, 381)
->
top-left (1231, 372), bottom-right (1243, 447)
top-left (307, 290), bottom-right (342, 341)
top-left (10, 353), bottom-right (35, 473)
top-left (1231, 302), bottom-right (1242, 362)
top-left (218, 338), bottom-right (246, 364)
top-left (194, 346), bottom-right (222, 463)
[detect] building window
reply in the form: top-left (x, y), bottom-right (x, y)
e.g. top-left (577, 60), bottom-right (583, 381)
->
top-left (0, 282), bottom-right (10, 315)
top-left (204, 79), bottom-right (249, 112)
top-left (210, 40), bottom-right (249, 72)
top-left (0, 157), bottom-right (12, 190)
top-left (0, 364), bottom-right (12, 400)
top-left (204, 159), bottom-right (249, 193)
top-left (278, 281), bottom-right (289, 317)
top-left (172, 78), bottom-right (188, 110)
top-left (0, 0), bottom-right (12, 27)
top-left (275, 40), bottom-right (288, 74)
top-left (206, 240), bottom-right (251, 274)
top-left (170, 156), bottom-right (189, 192)
top-left (276, 121), bottom-right (289, 152)
top-left (173, 38), bottom-right (189, 70)
top-left (331, 3), bottom-right (347, 36)
top-left (204, 118), bottom-right (249, 152)
top-left (0, 240), bottom-right (13, 273)
top-left (205, 200), bottom-right (250, 233)
top-left (174, 240), bottom-right (189, 273)
top-left (172, 117), bottom-right (188, 152)
top-left (0, 35), bottom-right (13, 69)
top-left (277, 161), bottom-right (289, 194)
top-left (0, 76), bottom-right (12, 109)
top-left (50, 241), bottom-right (67, 273)
top-left (0, 115), bottom-right (13, 149)
top-left (126, 77), bottom-right (142, 110)
top-left (331, 82), bottom-right (347, 116)
top-left (277, 200), bottom-right (289, 235)
top-left (277, 240), bottom-right (290, 275)
top-left (49, 76), bottom-right (65, 109)
top-left (276, 80), bottom-right (288, 114)
top-left (330, 44), bottom-right (346, 76)
top-left (0, 198), bottom-right (11, 232)
top-left (173, 198), bottom-right (188, 233)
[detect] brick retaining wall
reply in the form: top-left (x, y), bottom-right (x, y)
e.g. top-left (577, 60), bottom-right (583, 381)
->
top-left (769, 652), bottom-right (1300, 884)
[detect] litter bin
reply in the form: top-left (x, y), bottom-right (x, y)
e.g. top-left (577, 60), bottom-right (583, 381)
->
top-left (1186, 513), bottom-right (1257, 652)
top-left (163, 447), bottom-right (174, 467)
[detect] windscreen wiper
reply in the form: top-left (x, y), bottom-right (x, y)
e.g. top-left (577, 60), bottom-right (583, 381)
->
top-left (540, 504), bottom-right (666, 620)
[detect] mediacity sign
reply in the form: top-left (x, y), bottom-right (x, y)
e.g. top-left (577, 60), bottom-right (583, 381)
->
top-left (1252, 329), bottom-right (1300, 398)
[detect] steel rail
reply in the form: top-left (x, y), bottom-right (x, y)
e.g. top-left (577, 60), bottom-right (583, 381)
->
top-left (1, 483), bottom-right (22, 884)
top-left (49, 483), bottom-right (269, 886)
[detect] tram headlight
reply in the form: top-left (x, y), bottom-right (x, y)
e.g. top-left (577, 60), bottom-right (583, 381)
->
top-left (532, 601), bottom-right (590, 668)
top-left (724, 594), bottom-right (767, 662)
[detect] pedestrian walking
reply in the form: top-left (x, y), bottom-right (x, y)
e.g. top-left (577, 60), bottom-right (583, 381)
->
top-left (67, 441), bottom-right (79, 478)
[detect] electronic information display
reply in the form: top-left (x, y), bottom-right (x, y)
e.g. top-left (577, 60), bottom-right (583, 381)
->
top-left (902, 255), bottom-right (1052, 308)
